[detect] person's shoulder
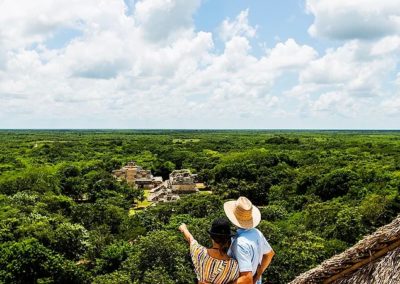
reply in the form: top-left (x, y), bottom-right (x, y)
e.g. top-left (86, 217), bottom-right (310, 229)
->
top-left (190, 239), bottom-right (205, 252)
top-left (241, 228), bottom-right (268, 243)
top-left (254, 228), bottom-right (270, 243)
top-left (234, 231), bottom-right (253, 246)
top-left (235, 236), bottom-right (248, 247)
top-left (254, 228), bottom-right (266, 237)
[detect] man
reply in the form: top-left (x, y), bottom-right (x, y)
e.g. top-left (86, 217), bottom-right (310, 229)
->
top-left (224, 196), bottom-right (275, 284)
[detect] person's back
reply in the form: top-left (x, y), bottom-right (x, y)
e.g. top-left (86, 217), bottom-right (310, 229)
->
top-left (190, 239), bottom-right (239, 284)
top-left (179, 219), bottom-right (240, 284)
top-left (229, 228), bottom-right (272, 284)
top-left (224, 197), bottom-right (275, 284)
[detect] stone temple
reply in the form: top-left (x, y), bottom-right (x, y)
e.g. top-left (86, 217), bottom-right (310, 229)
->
top-left (113, 162), bottom-right (203, 204)
top-left (112, 161), bottom-right (163, 189)
top-left (148, 169), bottom-right (199, 203)
top-left (168, 169), bottom-right (198, 193)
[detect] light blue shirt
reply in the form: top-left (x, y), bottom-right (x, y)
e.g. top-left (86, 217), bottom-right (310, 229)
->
top-left (228, 228), bottom-right (273, 284)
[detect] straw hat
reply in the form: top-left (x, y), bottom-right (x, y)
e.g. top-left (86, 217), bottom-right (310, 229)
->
top-left (223, 196), bottom-right (261, 229)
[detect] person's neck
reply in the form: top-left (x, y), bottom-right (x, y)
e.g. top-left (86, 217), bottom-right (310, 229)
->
top-left (210, 239), bottom-right (222, 248)
top-left (207, 245), bottom-right (229, 260)
top-left (209, 242), bottom-right (228, 255)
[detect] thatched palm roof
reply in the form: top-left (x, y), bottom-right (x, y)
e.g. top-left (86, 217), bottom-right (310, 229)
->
top-left (290, 215), bottom-right (400, 284)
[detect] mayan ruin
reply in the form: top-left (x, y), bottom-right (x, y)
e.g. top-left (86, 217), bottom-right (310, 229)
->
top-left (113, 162), bottom-right (203, 204)
top-left (168, 169), bottom-right (198, 192)
top-left (112, 161), bottom-right (163, 189)
top-left (148, 169), bottom-right (200, 203)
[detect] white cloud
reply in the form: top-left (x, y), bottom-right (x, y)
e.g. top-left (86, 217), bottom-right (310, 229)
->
top-left (311, 92), bottom-right (358, 118)
top-left (306, 0), bottom-right (400, 40)
top-left (370, 36), bottom-right (400, 56)
top-left (396, 73), bottom-right (400, 86)
top-left (262, 39), bottom-right (317, 70)
top-left (299, 40), bottom-right (395, 98)
top-left (3, 5), bottom-right (313, 125)
top-left (134, 0), bottom-right (201, 42)
top-left (299, 0), bottom-right (400, 121)
top-left (220, 9), bottom-right (257, 41)
top-left (381, 96), bottom-right (400, 115)
top-left (0, 2), bottom-right (399, 128)
top-left (0, 0), bottom-right (127, 49)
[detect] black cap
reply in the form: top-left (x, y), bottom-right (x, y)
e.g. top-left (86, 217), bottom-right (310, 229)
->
top-left (208, 218), bottom-right (235, 237)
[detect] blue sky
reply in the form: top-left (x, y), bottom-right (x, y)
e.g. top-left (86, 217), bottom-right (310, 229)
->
top-left (196, 1), bottom-right (318, 50)
top-left (0, 0), bottom-right (400, 129)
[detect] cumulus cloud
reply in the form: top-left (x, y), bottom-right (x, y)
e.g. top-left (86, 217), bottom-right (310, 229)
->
top-left (306, 0), bottom-right (400, 40)
top-left (299, 40), bottom-right (397, 98)
top-left (283, 0), bottom-right (400, 121)
top-left (0, 1), bottom-right (399, 128)
top-left (134, 0), bottom-right (201, 42)
top-left (220, 9), bottom-right (257, 41)
top-left (311, 92), bottom-right (358, 118)
top-left (370, 36), bottom-right (400, 56)
top-left (381, 96), bottom-right (400, 115)
top-left (0, 0), bottom-right (324, 128)
top-left (262, 39), bottom-right (317, 70)
top-left (0, 0), bottom-right (128, 49)
top-left (396, 73), bottom-right (400, 86)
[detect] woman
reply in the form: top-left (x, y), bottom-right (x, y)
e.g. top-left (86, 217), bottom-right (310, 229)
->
top-left (179, 218), bottom-right (239, 284)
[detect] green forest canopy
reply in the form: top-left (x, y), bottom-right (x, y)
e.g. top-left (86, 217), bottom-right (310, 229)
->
top-left (0, 130), bottom-right (399, 283)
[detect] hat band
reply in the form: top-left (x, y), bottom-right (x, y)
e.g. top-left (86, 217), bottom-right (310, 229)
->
top-left (234, 205), bottom-right (253, 221)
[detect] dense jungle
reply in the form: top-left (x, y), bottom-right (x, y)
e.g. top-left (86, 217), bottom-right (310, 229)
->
top-left (0, 130), bottom-right (399, 284)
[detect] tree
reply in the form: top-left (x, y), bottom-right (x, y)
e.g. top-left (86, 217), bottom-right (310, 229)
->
top-left (92, 271), bottom-right (132, 284)
top-left (51, 222), bottom-right (89, 260)
top-left (0, 238), bottom-right (88, 284)
top-left (94, 240), bottom-right (132, 275)
top-left (59, 165), bottom-right (86, 200)
top-left (122, 231), bottom-right (193, 283)
top-left (316, 169), bottom-right (358, 200)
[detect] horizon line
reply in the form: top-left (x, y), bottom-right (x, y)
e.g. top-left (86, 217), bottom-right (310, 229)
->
top-left (1, 128), bottom-right (400, 131)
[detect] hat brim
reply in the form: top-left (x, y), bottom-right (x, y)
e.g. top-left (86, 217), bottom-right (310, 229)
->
top-left (223, 200), bottom-right (261, 229)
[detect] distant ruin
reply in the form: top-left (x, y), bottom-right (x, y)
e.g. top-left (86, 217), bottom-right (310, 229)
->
top-left (112, 161), bottom-right (163, 189)
top-left (147, 184), bottom-right (180, 203)
top-left (112, 162), bottom-right (203, 204)
top-left (148, 169), bottom-right (199, 203)
top-left (168, 169), bottom-right (198, 193)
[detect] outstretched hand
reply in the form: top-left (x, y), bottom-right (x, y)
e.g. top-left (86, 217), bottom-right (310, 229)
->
top-left (179, 223), bottom-right (194, 243)
top-left (179, 223), bottom-right (188, 233)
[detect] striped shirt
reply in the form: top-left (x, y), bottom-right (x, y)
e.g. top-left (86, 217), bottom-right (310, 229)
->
top-left (190, 239), bottom-right (239, 284)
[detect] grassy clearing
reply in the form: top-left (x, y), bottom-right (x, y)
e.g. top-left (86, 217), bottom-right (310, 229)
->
top-left (141, 189), bottom-right (151, 203)
top-left (129, 189), bottom-right (152, 216)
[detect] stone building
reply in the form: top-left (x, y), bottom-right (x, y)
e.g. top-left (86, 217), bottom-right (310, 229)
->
top-left (168, 169), bottom-right (198, 193)
top-left (113, 164), bottom-right (201, 203)
top-left (147, 169), bottom-right (200, 203)
top-left (112, 161), bottom-right (163, 189)
top-left (148, 183), bottom-right (180, 203)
